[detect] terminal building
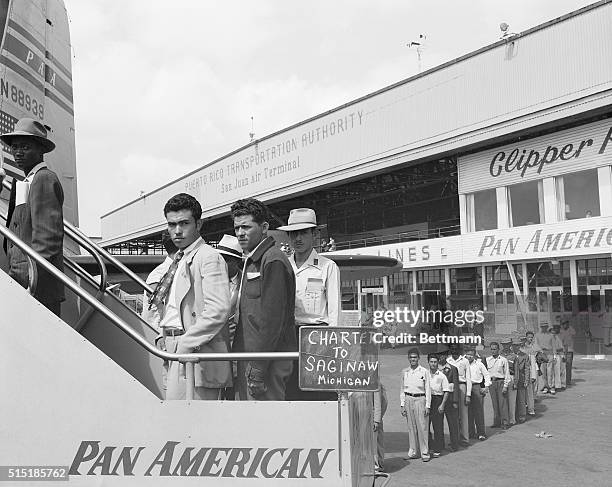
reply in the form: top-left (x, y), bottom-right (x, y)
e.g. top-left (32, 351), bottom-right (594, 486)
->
top-left (99, 2), bottom-right (612, 350)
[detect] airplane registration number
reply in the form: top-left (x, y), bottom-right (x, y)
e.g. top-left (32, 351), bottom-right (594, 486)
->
top-left (0, 78), bottom-right (44, 120)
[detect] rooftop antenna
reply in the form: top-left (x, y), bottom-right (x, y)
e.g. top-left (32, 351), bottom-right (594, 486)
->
top-left (249, 116), bottom-right (255, 142)
top-left (407, 34), bottom-right (426, 73)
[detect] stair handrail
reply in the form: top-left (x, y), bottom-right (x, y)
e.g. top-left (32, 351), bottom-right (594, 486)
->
top-left (1, 178), bottom-right (108, 292)
top-left (65, 220), bottom-right (152, 294)
top-left (0, 222), bottom-right (299, 400)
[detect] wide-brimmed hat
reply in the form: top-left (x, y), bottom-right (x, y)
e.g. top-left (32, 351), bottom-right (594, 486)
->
top-left (500, 338), bottom-right (512, 346)
top-left (1, 118), bottom-right (55, 153)
top-left (216, 234), bottom-right (242, 259)
top-left (277, 208), bottom-right (318, 232)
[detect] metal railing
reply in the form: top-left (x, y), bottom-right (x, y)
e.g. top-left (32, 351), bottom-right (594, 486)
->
top-left (0, 222), bottom-right (299, 400)
top-left (2, 178), bottom-right (148, 295)
top-left (333, 223), bottom-right (461, 251)
top-left (0, 202), bottom-right (38, 296)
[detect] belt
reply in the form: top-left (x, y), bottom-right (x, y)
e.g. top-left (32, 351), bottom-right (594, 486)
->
top-left (404, 393), bottom-right (425, 397)
top-left (163, 328), bottom-right (185, 337)
top-left (491, 377), bottom-right (504, 381)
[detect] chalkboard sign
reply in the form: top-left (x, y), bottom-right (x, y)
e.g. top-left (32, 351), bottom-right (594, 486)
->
top-left (299, 326), bottom-right (379, 392)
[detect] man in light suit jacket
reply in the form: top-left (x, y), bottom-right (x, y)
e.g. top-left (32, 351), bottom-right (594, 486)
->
top-left (1, 118), bottom-right (64, 316)
top-left (151, 193), bottom-right (232, 400)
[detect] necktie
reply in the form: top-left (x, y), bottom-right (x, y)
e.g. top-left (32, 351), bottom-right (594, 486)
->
top-left (148, 249), bottom-right (184, 310)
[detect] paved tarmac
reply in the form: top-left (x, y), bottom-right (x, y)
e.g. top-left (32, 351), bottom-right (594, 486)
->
top-left (375, 348), bottom-right (612, 487)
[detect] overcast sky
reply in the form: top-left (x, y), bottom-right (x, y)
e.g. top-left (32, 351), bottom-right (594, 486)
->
top-left (64, 0), bottom-right (596, 236)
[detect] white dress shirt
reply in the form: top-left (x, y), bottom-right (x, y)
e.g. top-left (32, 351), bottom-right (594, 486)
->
top-left (485, 354), bottom-right (511, 388)
top-left (446, 355), bottom-right (472, 396)
top-left (469, 359), bottom-right (491, 388)
top-left (428, 369), bottom-right (451, 395)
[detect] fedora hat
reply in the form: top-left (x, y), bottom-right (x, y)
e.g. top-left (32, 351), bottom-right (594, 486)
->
top-left (277, 208), bottom-right (318, 232)
top-left (1, 118), bottom-right (55, 153)
top-left (216, 234), bottom-right (242, 259)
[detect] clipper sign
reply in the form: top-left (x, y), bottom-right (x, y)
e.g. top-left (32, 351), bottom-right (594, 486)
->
top-left (459, 119), bottom-right (612, 193)
top-left (68, 441), bottom-right (334, 479)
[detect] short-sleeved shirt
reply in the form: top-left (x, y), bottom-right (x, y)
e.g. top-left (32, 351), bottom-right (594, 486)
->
top-left (428, 369), bottom-right (451, 396)
top-left (400, 365), bottom-right (431, 408)
top-left (290, 249), bottom-right (341, 326)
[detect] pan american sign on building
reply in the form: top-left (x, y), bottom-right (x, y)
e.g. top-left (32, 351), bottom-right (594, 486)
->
top-left (349, 216), bottom-right (612, 269)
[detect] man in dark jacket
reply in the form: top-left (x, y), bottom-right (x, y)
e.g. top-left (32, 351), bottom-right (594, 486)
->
top-left (1, 118), bottom-right (64, 316)
top-left (231, 198), bottom-right (296, 400)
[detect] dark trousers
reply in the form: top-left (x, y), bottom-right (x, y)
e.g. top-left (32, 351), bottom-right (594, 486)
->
top-left (516, 387), bottom-right (527, 421)
top-left (565, 352), bottom-right (574, 385)
top-left (236, 360), bottom-right (293, 401)
top-left (429, 395), bottom-right (445, 453)
top-left (443, 402), bottom-right (460, 449)
top-left (468, 384), bottom-right (486, 437)
top-left (285, 360), bottom-right (337, 401)
top-left (490, 379), bottom-right (509, 426)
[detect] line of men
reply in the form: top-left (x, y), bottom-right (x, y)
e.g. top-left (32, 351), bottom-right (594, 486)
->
top-left (142, 195), bottom-right (341, 401)
top-left (397, 325), bottom-right (576, 462)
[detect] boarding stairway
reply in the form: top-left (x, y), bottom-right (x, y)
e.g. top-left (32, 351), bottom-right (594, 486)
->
top-left (0, 179), bottom-right (381, 487)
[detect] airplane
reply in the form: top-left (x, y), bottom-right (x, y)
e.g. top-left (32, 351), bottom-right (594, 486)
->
top-left (0, 0), bottom-right (78, 230)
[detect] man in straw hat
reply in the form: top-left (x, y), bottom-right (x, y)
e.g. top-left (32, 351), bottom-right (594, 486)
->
top-left (1, 118), bottom-right (64, 316)
top-left (277, 208), bottom-right (341, 401)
